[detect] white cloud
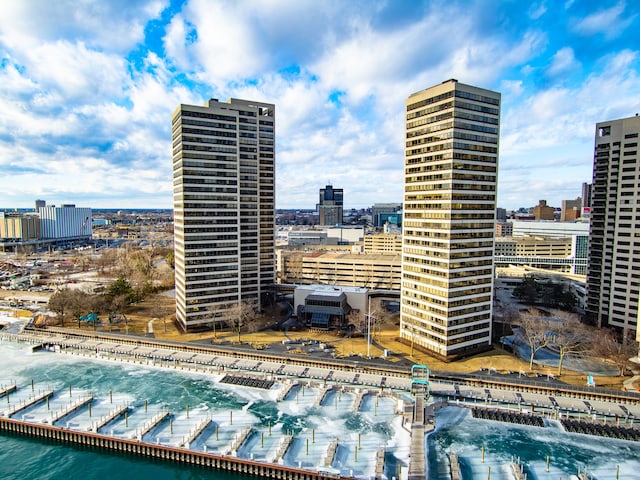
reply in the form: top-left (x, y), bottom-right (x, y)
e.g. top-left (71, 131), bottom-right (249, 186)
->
top-left (163, 13), bottom-right (198, 73)
top-left (546, 47), bottom-right (580, 77)
top-left (528, 2), bottom-right (547, 20)
top-left (175, 0), bottom-right (266, 84)
top-left (572, 1), bottom-right (634, 39)
top-left (23, 41), bottom-right (129, 102)
top-left (0, 0), bottom-right (165, 52)
top-left (500, 80), bottom-right (525, 99)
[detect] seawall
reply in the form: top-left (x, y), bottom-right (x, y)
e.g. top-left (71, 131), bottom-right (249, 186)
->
top-left (0, 416), bottom-right (345, 480)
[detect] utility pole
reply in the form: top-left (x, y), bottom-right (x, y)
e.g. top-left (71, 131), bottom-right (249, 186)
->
top-left (366, 296), bottom-right (371, 358)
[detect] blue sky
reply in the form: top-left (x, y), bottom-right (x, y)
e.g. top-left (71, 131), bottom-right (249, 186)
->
top-left (0, 0), bottom-right (638, 210)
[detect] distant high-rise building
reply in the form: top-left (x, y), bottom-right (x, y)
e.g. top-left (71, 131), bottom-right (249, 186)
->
top-left (496, 208), bottom-right (507, 222)
top-left (560, 197), bottom-right (581, 222)
top-left (581, 182), bottom-right (593, 218)
top-left (533, 200), bottom-right (554, 220)
top-left (318, 184), bottom-right (343, 226)
top-left (586, 115), bottom-right (640, 334)
top-left (400, 79), bottom-right (500, 359)
top-left (581, 182), bottom-right (592, 209)
top-left (172, 98), bottom-right (275, 331)
top-left (372, 203), bottom-right (402, 227)
top-left (35, 199), bottom-right (46, 209)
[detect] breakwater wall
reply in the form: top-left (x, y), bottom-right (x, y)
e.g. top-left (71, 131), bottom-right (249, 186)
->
top-left (0, 416), bottom-right (345, 480)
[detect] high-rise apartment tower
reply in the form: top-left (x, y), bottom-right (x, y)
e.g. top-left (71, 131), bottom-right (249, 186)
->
top-left (318, 184), bottom-right (344, 226)
top-left (401, 79), bottom-right (500, 359)
top-left (172, 98), bottom-right (276, 331)
top-left (586, 115), bottom-right (640, 335)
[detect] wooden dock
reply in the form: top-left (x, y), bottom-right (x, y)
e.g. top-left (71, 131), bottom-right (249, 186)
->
top-left (407, 395), bottom-right (426, 480)
top-left (0, 384), bottom-right (17, 398)
top-left (138, 410), bottom-right (170, 439)
top-left (314, 386), bottom-right (332, 407)
top-left (182, 418), bottom-right (211, 448)
top-left (374, 449), bottom-right (385, 480)
top-left (93, 404), bottom-right (129, 432)
top-left (0, 416), bottom-right (345, 479)
top-left (449, 454), bottom-right (461, 480)
top-left (277, 381), bottom-right (297, 401)
top-left (51, 396), bottom-right (93, 424)
top-left (352, 390), bottom-right (367, 412)
top-left (230, 426), bottom-right (252, 455)
top-left (5, 389), bottom-right (54, 417)
top-left (273, 434), bottom-right (294, 464)
top-left (323, 438), bottom-right (338, 467)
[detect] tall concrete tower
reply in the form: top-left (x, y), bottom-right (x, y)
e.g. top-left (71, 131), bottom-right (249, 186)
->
top-left (586, 115), bottom-right (640, 335)
top-left (172, 98), bottom-right (275, 331)
top-left (400, 79), bottom-right (500, 359)
top-left (318, 184), bottom-right (344, 226)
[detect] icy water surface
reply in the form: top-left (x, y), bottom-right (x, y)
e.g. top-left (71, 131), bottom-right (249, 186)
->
top-left (428, 406), bottom-right (640, 480)
top-left (1, 339), bottom-right (640, 479)
top-left (0, 340), bottom-right (408, 479)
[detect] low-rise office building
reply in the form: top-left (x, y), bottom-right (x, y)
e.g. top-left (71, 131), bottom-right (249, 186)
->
top-left (278, 249), bottom-right (400, 290)
top-left (38, 204), bottom-right (92, 240)
top-left (363, 233), bottom-right (402, 254)
top-left (495, 234), bottom-right (587, 275)
top-left (294, 284), bottom-right (368, 329)
top-left (0, 212), bottom-right (41, 242)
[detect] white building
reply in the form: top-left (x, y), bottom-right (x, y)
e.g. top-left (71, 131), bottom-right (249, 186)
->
top-left (510, 220), bottom-right (589, 237)
top-left (172, 98), bottom-right (276, 331)
top-left (401, 79), bottom-right (500, 359)
top-left (286, 226), bottom-right (364, 246)
top-left (38, 204), bottom-right (92, 240)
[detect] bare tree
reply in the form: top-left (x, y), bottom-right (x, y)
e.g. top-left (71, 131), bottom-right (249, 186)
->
top-left (518, 308), bottom-right (553, 371)
top-left (346, 309), bottom-right (362, 335)
top-left (592, 328), bottom-right (638, 377)
top-left (367, 298), bottom-right (385, 342)
top-left (68, 289), bottom-right (91, 328)
top-left (549, 311), bottom-right (593, 376)
top-left (227, 301), bottom-right (256, 343)
top-left (205, 304), bottom-right (224, 339)
top-left (48, 288), bottom-right (73, 326)
top-left (149, 297), bottom-right (172, 333)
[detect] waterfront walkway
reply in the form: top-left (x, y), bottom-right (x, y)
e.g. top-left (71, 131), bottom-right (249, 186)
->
top-left (4, 329), bottom-right (640, 424)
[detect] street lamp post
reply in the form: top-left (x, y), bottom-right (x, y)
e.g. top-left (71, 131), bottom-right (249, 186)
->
top-left (366, 297), bottom-right (371, 358)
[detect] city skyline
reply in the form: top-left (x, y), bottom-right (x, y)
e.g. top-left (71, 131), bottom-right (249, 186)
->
top-left (1, 0), bottom-right (639, 210)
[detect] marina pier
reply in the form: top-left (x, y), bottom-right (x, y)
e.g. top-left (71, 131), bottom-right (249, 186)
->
top-left (3, 328), bottom-right (640, 479)
top-left (0, 415), bottom-right (345, 480)
top-left (0, 376), bottom-right (410, 479)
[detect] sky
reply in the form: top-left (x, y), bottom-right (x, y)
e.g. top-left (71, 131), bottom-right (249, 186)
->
top-left (0, 0), bottom-right (639, 211)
